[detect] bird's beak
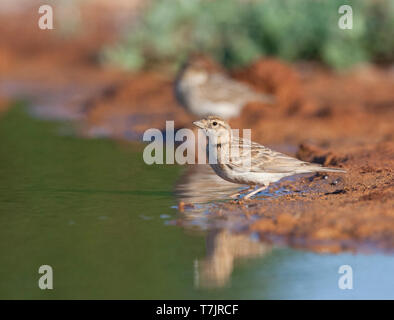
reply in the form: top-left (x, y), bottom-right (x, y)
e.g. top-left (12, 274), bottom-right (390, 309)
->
top-left (193, 120), bottom-right (205, 129)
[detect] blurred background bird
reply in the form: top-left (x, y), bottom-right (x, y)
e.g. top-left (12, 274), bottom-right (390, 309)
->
top-left (174, 55), bottom-right (275, 119)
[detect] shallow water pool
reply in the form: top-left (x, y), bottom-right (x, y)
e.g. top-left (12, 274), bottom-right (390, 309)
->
top-left (0, 105), bottom-right (393, 299)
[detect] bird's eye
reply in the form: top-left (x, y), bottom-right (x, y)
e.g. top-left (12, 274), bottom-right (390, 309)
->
top-left (212, 121), bottom-right (218, 126)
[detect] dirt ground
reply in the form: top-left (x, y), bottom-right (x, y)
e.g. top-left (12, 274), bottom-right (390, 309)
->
top-left (1, 7), bottom-right (393, 253)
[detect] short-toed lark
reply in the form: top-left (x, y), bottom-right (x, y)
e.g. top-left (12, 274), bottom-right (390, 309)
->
top-left (175, 57), bottom-right (274, 119)
top-left (193, 116), bottom-right (346, 200)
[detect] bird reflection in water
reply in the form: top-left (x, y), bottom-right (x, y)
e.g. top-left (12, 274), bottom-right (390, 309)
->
top-left (175, 164), bottom-right (272, 288)
top-left (194, 229), bottom-right (271, 288)
top-left (175, 164), bottom-right (240, 204)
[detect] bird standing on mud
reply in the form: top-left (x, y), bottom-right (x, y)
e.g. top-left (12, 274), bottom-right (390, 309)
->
top-left (193, 116), bottom-right (346, 200)
top-left (175, 56), bottom-right (274, 119)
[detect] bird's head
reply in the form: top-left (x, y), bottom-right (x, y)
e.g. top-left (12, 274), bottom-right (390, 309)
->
top-left (179, 63), bottom-right (208, 86)
top-left (177, 55), bottom-right (219, 86)
top-left (193, 116), bottom-right (232, 144)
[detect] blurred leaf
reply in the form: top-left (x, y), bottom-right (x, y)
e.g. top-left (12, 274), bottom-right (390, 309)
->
top-left (101, 0), bottom-right (394, 71)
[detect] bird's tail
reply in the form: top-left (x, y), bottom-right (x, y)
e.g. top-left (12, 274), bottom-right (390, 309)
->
top-left (313, 166), bottom-right (346, 173)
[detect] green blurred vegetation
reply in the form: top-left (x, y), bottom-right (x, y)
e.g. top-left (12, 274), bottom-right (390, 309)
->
top-left (101, 0), bottom-right (394, 70)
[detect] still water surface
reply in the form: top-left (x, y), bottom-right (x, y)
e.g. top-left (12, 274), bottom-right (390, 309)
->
top-left (0, 106), bottom-right (393, 299)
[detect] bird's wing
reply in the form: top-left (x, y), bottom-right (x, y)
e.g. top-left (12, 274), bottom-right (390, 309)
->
top-left (226, 138), bottom-right (315, 174)
top-left (203, 74), bottom-right (273, 105)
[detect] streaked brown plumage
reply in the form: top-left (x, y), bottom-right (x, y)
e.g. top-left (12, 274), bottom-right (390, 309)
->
top-left (193, 116), bottom-right (346, 199)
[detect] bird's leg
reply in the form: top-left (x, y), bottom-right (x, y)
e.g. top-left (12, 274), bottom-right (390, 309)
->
top-left (243, 184), bottom-right (268, 200)
top-left (229, 186), bottom-right (254, 199)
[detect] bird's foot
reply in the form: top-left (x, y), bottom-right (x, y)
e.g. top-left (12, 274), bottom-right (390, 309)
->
top-left (229, 192), bottom-right (241, 199)
top-left (243, 185), bottom-right (268, 200)
top-left (229, 186), bottom-right (254, 199)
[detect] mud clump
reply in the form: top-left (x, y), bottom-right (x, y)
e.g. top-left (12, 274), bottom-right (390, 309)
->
top-left (296, 143), bottom-right (347, 166)
top-left (232, 58), bottom-right (308, 114)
